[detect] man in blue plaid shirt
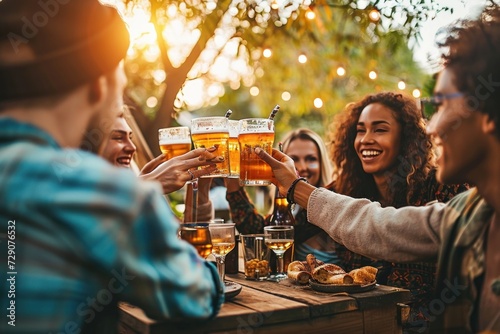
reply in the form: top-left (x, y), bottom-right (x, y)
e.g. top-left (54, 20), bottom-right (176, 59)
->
top-left (0, 1), bottom-right (224, 333)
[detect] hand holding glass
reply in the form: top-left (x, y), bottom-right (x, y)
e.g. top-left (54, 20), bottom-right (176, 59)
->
top-left (264, 226), bottom-right (294, 282)
top-left (208, 223), bottom-right (235, 282)
top-left (191, 117), bottom-right (230, 177)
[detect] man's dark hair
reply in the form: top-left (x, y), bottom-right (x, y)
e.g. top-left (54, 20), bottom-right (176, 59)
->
top-left (439, 3), bottom-right (500, 138)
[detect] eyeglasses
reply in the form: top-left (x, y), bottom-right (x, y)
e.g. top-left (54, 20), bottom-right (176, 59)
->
top-left (420, 92), bottom-right (465, 115)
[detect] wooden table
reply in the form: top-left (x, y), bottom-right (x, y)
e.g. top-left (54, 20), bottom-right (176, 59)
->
top-left (118, 273), bottom-right (411, 334)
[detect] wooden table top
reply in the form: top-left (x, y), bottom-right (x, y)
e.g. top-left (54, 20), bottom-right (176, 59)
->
top-left (119, 273), bottom-right (412, 334)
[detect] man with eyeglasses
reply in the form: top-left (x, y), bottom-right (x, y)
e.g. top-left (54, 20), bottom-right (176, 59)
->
top-left (255, 4), bottom-right (500, 333)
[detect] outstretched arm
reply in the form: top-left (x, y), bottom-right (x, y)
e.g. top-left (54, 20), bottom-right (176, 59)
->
top-left (139, 147), bottom-right (221, 194)
top-left (255, 147), bottom-right (444, 263)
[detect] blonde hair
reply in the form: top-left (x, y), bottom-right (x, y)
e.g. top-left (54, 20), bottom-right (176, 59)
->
top-left (281, 128), bottom-right (333, 187)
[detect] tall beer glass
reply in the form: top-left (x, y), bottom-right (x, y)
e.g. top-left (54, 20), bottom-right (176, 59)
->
top-left (191, 117), bottom-right (230, 177)
top-left (238, 118), bottom-right (275, 186)
top-left (227, 120), bottom-right (240, 178)
top-left (158, 127), bottom-right (192, 160)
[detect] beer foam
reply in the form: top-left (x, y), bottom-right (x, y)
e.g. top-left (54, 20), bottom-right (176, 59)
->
top-left (159, 139), bottom-right (192, 145)
top-left (190, 128), bottom-right (229, 135)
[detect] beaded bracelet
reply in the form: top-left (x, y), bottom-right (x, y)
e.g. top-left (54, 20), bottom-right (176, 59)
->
top-left (286, 177), bottom-right (308, 205)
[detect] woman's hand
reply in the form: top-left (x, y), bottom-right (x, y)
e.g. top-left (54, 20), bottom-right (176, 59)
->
top-left (139, 147), bottom-right (221, 194)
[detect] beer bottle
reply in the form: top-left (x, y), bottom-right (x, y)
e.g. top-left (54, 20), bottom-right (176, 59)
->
top-left (224, 227), bottom-right (239, 274)
top-left (267, 186), bottom-right (295, 274)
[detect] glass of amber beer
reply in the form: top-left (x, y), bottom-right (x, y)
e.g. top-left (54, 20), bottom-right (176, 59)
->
top-left (227, 120), bottom-right (240, 178)
top-left (238, 118), bottom-right (275, 186)
top-left (191, 117), bottom-right (230, 177)
top-left (179, 222), bottom-right (213, 258)
top-left (158, 127), bottom-right (192, 160)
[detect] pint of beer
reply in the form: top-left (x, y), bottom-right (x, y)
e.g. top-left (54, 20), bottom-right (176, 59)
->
top-left (158, 127), bottom-right (192, 160)
top-left (238, 118), bottom-right (275, 186)
top-left (191, 117), bottom-right (230, 177)
top-left (228, 120), bottom-right (240, 178)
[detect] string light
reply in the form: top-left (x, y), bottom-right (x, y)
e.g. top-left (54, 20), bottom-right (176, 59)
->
top-left (398, 80), bottom-right (406, 90)
top-left (313, 98), bottom-right (323, 108)
top-left (336, 66), bottom-right (346, 76)
top-left (306, 9), bottom-right (316, 20)
top-left (412, 89), bottom-right (421, 98)
top-left (263, 48), bottom-right (272, 58)
top-left (249, 86), bottom-right (260, 96)
top-left (369, 70), bottom-right (377, 80)
top-left (298, 54), bottom-right (307, 63)
top-left (368, 9), bottom-right (380, 22)
top-left (282, 91), bottom-right (291, 101)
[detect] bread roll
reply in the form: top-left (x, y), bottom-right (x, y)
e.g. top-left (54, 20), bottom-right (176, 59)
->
top-left (288, 260), bottom-right (306, 272)
top-left (287, 261), bottom-right (311, 285)
top-left (325, 273), bottom-right (354, 284)
top-left (349, 266), bottom-right (378, 284)
top-left (287, 270), bottom-right (312, 284)
top-left (312, 263), bottom-right (348, 284)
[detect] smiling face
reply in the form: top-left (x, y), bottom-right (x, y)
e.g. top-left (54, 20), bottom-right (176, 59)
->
top-left (101, 116), bottom-right (136, 168)
top-left (286, 138), bottom-right (321, 186)
top-left (426, 68), bottom-right (488, 185)
top-left (354, 103), bottom-right (402, 178)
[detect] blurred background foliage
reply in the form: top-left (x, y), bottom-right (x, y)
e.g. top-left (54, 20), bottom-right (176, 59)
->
top-left (104, 0), bottom-right (452, 155)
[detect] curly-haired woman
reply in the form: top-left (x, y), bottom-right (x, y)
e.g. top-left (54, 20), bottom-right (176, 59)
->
top-left (327, 91), bottom-right (469, 331)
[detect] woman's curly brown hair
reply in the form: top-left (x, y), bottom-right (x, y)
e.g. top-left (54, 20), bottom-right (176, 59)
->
top-left (327, 92), bottom-right (435, 207)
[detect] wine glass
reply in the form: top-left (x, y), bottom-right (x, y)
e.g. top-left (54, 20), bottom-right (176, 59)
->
top-left (179, 223), bottom-right (212, 258)
top-left (264, 225), bottom-right (294, 282)
top-left (208, 223), bottom-right (235, 283)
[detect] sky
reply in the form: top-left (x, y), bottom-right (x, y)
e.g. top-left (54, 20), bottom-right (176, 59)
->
top-left (411, 0), bottom-right (488, 73)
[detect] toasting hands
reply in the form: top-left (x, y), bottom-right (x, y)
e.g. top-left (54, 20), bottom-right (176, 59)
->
top-left (139, 147), bottom-right (221, 194)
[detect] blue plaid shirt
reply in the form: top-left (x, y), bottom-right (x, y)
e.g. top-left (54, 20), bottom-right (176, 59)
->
top-left (0, 118), bottom-right (224, 333)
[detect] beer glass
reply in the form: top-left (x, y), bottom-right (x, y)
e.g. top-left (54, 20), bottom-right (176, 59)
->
top-left (238, 118), bottom-right (275, 186)
top-left (179, 222), bottom-right (213, 258)
top-left (158, 126), bottom-right (198, 222)
top-left (158, 127), bottom-right (192, 160)
top-left (208, 223), bottom-right (235, 282)
top-left (227, 120), bottom-right (240, 178)
top-left (264, 225), bottom-right (294, 282)
top-left (191, 117), bottom-right (230, 177)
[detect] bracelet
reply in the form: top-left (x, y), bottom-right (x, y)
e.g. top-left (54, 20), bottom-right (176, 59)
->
top-left (286, 177), bottom-right (308, 205)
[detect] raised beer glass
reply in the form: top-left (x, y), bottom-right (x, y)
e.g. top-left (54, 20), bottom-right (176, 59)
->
top-left (158, 126), bottom-right (198, 222)
top-left (158, 127), bottom-right (192, 160)
top-left (238, 118), bottom-right (274, 186)
top-left (191, 117), bottom-right (230, 178)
